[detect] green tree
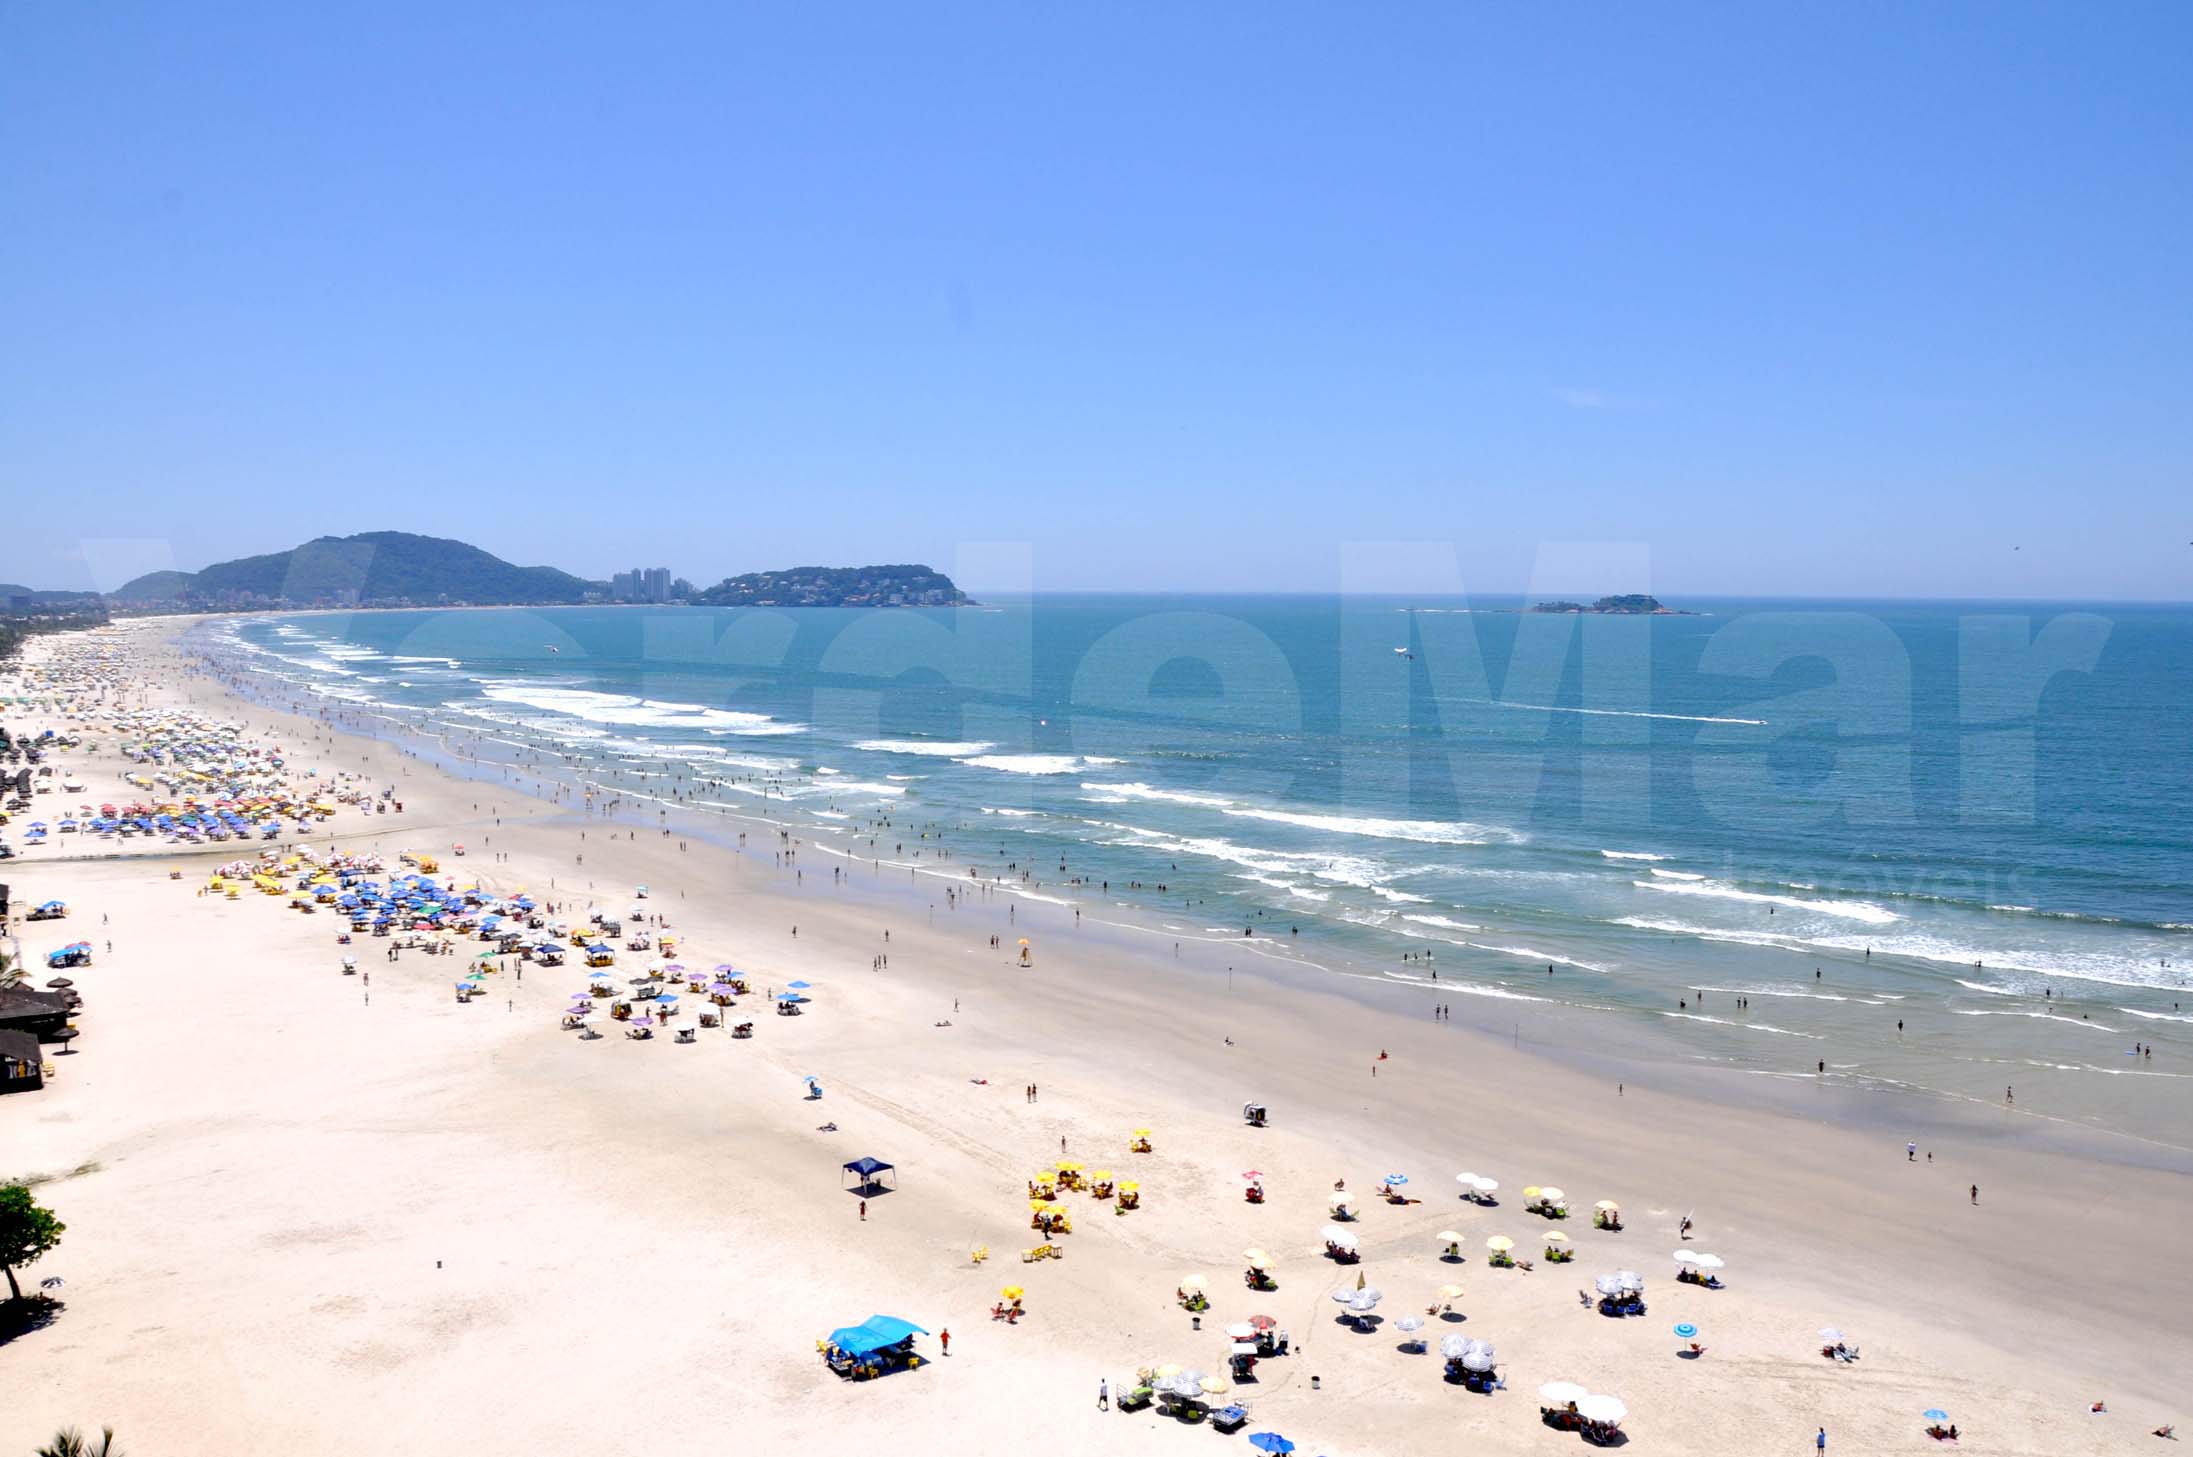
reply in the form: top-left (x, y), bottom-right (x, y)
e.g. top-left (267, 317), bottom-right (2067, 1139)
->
top-left (0, 1181), bottom-right (65, 1302)
top-left (36, 1428), bottom-right (121, 1457)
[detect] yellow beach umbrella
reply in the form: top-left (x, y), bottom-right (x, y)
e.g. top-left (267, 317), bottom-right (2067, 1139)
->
top-left (1042, 1201), bottom-right (1068, 1216)
top-left (1486, 1235), bottom-right (1515, 1252)
top-left (1118, 1180), bottom-right (1139, 1192)
top-left (1057, 1160), bottom-right (1083, 1173)
top-left (1028, 1200), bottom-right (1050, 1213)
top-left (1199, 1376), bottom-right (1232, 1397)
top-left (1437, 1229), bottom-right (1463, 1243)
top-left (1437, 1283), bottom-right (1466, 1299)
top-left (1242, 1247), bottom-right (1271, 1266)
top-left (1001, 1286), bottom-right (1025, 1300)
top-left (1522, 1186), bottom-right (1542, 1201)
top-left (1089, 1169), bottom-right (1113, 1183)
top-left (1594, 1200), bottom-right (1620, 1211)
top-left (1131, 1127), bottom-right (1152, 1137)
top-left (1153, 1363), bottom-right (1183, 1380)
top-left (1180, 1273), bottom-right (1208, 1292)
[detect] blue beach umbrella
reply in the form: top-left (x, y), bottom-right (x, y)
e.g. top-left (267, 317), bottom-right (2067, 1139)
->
top-left (1383, 1173), bottom-right (1408, 1186)
top-left (1248, 1435), bottom-right (1295, 1455)
top-left (787, 980), bottom-right (812, 989)
top-left (1673, 1323), bottom-right (1697, 1338)
top-left (1923, 1410), bottom-right (1949, 1422)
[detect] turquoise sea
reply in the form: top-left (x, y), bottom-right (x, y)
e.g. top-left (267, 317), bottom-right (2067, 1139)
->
top-left (201, 596), bottom-right (2193, 1146)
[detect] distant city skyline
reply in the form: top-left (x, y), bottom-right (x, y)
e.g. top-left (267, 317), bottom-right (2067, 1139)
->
top-left (3, 5), bottom-right (2188, 602)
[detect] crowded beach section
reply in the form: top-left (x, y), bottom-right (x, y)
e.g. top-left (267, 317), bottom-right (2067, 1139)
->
top-left (2, 618), bottom-right (2187, 1456)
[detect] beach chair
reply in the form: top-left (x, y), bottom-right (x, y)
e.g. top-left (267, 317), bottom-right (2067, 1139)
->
top-left (1212, 1404), bottom-right (1249, 1432)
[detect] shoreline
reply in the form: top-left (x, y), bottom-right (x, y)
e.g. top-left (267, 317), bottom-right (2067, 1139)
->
top-left (3, 618), bottom-right (2188, 1454)
top-left (198, 612), bottom-right (2193, 1172)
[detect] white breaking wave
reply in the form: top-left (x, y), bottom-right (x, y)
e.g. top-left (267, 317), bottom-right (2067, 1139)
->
top-left (1081, 780), bottom-right (1234, 808)
top-left (981, 807), bottom-right (1043, 818)
top-left (1660, 1011), bottom-right (1822, 1039)
top-left (1648, 868), bottom-right (1706, 881)
top-left (482, 685), bottom-right (788, 733)
top-left (1952, 1009), bottom-right (2117, 1033)
top-left (2121, 1008), bottom-right (2193, 1024)
top-left (960, 754), bottom-right (1124, 775)
top-left (1600, 850), bottom-right (1667, 862)
top-left (1403, 914), bottom-right (1484, 932)
top-left (1467, 943), bottom-right (1614, 973)
top-left (1370, 887), bottom-right (1432, 904)
top-left (855, 739), bottom-right (997, 756)
top-left (1494, 700), bottom-right (1767, 727)
top-left (1634, 877), bottom-right (1899, 925)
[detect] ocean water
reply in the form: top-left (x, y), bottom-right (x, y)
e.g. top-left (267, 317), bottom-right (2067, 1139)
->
top-left (200, 596), bottom-right (2193, 1143)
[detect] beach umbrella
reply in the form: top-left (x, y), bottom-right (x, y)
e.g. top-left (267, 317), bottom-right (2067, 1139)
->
top-left (1319, 1223), bottom-right (1351, 1244)
top-left (1198, 1376), bottom-right (1231, 1397)
top-left (1242, 1248), bottom-right (1271, 1267)
top-left (1694, 1253), bottom-right (1725, 1269)
top-left (1436, 1283), bottom-right (1464, 1300)
top-left (1461, 1342), bottom-right (1496, 1372)
top-left (1577, 1394), bottom-right (1627, 1424)
top-left (1329, 1288), bottom-right (1357, 1304)
top-left (1522, 1186), bottom-right (1541, 1201)
top-left (1544, 1231), bottom-right (1570, 1245)
top-left (1594, 1200), bottom-right (1620, 1211)
top-left (1923, 1409), bottom-right (1950, 1422)
top-left (1001, 1286), bottom-right (1024, 1300)
top-left (1439, 1333), bottom-right (1471, 1359)
top-left (1457, 1171), bottom-right (1479, 1185)
top-left (1242, 1170), bottom-right (1265, 1181)
top-left (1180, 1274), bottom-right (1207, 1292)
top-left (39, 1276), bottom-right (64, 1292)
top-left (1152, 1363), bottom-right (1183, 1380)
top-left (1594, 1274), bottom-right (1624, 1296)
top-left (1246, 1315), bottom-right (1276, 1331)
top-left (1673, 1323), bottom-right (1698, 1339)
top-left (1247, 1435), bottom-right (1294, 1455)
top-left (787, 980), bottom-right (811, 989)
top-left (1225, 1322), bottom-right (1256, 1340)
top-left (1396, 1315), bottom-right (1424, 1333)
top-left (1673, 1251), bottom-right (1700, 1265)
top-left (1473, 1177), bottom-right (1500, 1194)
top-left (1818, 1327), bottom-right (1846, 1343)
top-left (1437, 1229), bottom-right (1462, 1244)
top-left (1486, 1236), bottom-right (1514, 1253)
top-left (1541, 1186), bottom-right (1566, 1204)
top-left (1539, 1380), bottom-right (1589, 1405)
top-left (1383, 1173), bottom-right (1408, 1187)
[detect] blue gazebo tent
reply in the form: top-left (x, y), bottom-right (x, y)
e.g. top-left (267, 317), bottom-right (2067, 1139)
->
top-left (826, 1315), bottom-right (926, 1356)
top-left (843, 1156), bottom-right (896, 1192)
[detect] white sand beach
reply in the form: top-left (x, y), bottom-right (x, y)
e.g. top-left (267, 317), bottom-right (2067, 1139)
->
top-left (4, 619), bottom-right (2188, 1455)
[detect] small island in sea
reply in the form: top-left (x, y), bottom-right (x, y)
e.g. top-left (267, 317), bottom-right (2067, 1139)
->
top-left (1527, 593), bottom-right (1690, 615)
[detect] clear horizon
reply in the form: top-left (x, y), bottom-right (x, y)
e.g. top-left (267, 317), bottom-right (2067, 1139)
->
top-left (4, 5), bottom-right (2189, 601)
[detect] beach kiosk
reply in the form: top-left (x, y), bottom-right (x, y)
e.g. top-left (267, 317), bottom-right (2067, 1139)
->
top-left (819, 1315), bottom-right (928, 1381)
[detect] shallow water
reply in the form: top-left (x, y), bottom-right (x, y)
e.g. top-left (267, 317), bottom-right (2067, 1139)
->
top-left (202, 595), bottom-right (2193, 1145)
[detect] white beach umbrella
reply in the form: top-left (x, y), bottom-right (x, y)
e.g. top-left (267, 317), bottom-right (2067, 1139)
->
top-left (1396, 1315), bottom-right (1425, 1333)
top-left (1320, 1223), bottom-right (1350, 1244)
top-left (1461, 1344), bottom-right (1496, 1372)
top-left (1539, 1380), bottom-right (1590, 1405)
top-left (1694, 1253), bottom-right (1725, 1270)
top-left (1593, 1274), bottom-right (1625, 1296)
top-left (1330, 1288), bottom-right (1358, 1304)
top-left (1540, 1186), bottom-right (1566, 1205)
top-left (1673, 1250), bottom-right (1701, 1265)
top-left (1473, 1177), bottom-right (1500, 1194)
top-left (1225, 1322), bottom-right (1256, 1340)
top-left (1817, 1327), bottom-right (1846, 1343)
top-left (1456, 1171), bottom-right (1480, 1185)
top-left (1440, 1333), bottom-right (1472, 1359)
top-left (1577, 1394), bottom-right (1628, 1424)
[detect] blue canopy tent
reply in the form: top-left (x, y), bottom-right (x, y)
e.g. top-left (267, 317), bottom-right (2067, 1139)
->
top-left (843, 1156), bottom-right (896, 1193)
top-left (825, 1315), bottom-right (926, 1357)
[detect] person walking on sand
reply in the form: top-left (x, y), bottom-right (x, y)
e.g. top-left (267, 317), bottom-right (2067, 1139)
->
top-left (1907, 1141), bottom-right (1916, 1162)
top-left (859, 1199), bottom-right (867, 1221)
top-left (1970, 1184), bottom-right (1979, 1205)
top-left (1817, 1427), bottom-right (1828, 1452)
top-left (940, 1328), bottom-right (951, 1356)
top-left (1098, 1377), bottom-right (1109, 1411)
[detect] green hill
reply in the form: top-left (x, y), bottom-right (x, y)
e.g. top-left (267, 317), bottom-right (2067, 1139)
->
top-left (116, 532), bottom-right (601, 607)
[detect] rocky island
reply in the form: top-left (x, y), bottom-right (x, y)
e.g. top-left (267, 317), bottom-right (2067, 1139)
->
top-left (1527, 594), bottom-right (1688, 615)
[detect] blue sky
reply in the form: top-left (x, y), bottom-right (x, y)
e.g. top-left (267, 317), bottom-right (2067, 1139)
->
top-left (3, 3), bottom-right (2189, 599)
